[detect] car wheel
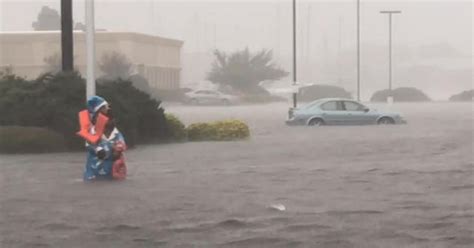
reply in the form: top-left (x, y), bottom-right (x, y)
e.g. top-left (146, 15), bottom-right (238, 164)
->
top-left (308, 118), bottom-right (324, 127)
top-left (378, 117), bottom-right (394, 125)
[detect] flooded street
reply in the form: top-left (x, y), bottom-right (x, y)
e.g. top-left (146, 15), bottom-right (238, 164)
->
top-left (1, 102), bottom-right (473, 248)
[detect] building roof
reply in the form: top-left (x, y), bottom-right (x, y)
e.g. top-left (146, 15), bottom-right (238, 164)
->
top-left (0, 31), bottom-right (183, 47)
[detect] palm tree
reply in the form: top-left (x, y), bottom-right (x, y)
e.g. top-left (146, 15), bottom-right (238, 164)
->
top-left (207, 48), bottom-right (288, 94)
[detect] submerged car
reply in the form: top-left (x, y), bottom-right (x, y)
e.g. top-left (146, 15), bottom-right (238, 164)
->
top-left (286, 98), bottom-right (406, 126)
top-left (184, 90), bottom-right (238, 105)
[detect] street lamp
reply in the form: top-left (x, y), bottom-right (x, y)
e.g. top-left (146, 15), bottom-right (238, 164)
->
top-left (380, 10), bottom-right (401, 103)
top-left (85, 0), bottom-right (96, 99)
top-left (356, 0), bottom-right (360, 101)
top-left (292, 0), bottom-right (298, 108)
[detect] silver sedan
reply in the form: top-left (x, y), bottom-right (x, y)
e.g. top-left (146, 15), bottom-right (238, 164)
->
top-left (286, 98), bottom-right (407, 126)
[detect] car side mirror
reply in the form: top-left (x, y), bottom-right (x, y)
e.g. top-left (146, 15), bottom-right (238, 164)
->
top-left (364, 108), bottom-right (370, 112)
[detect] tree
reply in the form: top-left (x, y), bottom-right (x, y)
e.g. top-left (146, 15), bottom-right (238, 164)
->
top-left (32, 6), bottom-right (61, 31)
top-left (98, 52), bottom-right (153, 95)
top-left (74, 22), bottom-right (86, 31)
top-left (43, 53), bottom-right (80, 74)
top-left (129, 74), bottom-right (151, 94)
top-left (0, 66), bottom-right (14, 78)
top-left (99, 52), bottom-right (133, 80)
top-left (43, 53), bottom-right (61, 74)
top-left (207, 48), bottom-right (288, 94)
top-left (449, 90), bottom-right (473, 102)
top-left (33, 6), bottom-right (85, 31)
top-left (370, 87), bottom-right (431, 102)
top-left (298, 85), bottom-right (352, 102)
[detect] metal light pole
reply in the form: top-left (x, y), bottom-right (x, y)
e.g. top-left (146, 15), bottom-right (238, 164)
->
top-left (292, 0), bottom-right (298, 108)
top-left (60, 0), bottom-right (73, 72)
top-left (85, 0), bottom-right (96, 99)
top-left (356, 0), bottom-right (360, 101)
top-left (380, 10), bottom-right (401, 103)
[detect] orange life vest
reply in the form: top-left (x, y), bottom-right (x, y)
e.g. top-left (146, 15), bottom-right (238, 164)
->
top-left (76, 109), bottom-right (109, 145)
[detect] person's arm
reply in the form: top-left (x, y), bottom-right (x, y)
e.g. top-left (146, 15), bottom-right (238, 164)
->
top-left (86, 142), bottom-right (108, 160)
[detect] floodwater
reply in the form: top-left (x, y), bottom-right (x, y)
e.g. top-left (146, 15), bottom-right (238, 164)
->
top-left (0, 102), bottom-right (472, 248)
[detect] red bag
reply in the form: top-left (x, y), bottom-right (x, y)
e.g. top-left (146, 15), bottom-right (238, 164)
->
top-left (112, 141), bottom-right (127, 180)
top-left (112, 157), bottom-right (127, 180)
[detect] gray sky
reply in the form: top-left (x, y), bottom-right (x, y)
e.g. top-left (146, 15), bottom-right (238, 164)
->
top-left (1, 1), bottom-right (471, 53)
top-left (0, 0), bottom-right (472, 100)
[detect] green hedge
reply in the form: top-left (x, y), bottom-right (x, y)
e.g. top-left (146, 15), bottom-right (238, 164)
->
top-left (186, 120), bottom-right (250, 141)
top-left (0, 126), bottom-right (67, 153)
top-left (165, 113), bottom-right (187, 141)
top-left (0, 71), bottom-right (170, 151)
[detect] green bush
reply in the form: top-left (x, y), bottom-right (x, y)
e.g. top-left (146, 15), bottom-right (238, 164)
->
top-left (0, 126), bottom-right (67, 153)
top-left (97, 78), bottom-right (168, 146)
top-left (213, 120), bottom-right (250, 141)
top-left (186, 122), bottom-right (215, 141)
top-left (186, 120), bottom-right (250, 141)
top-left (165, 113), bottom-right (187, 141)
top-left (0, 71), bottom-right (170, 150)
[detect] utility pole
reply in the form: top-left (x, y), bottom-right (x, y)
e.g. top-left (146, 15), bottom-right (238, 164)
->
top-left (60, 0), bottom-right (73, 72)
top-left (380, 10), bottom-right (401, 103)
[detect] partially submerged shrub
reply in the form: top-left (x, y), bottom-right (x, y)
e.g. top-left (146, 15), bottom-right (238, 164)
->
top-left (0, 126), bottom-right (67, 153)
top-left (371, 87), bottom-right (431, 102)
top-left (186, 119), bottom-right (250, 141)
top-left (165, 113), bottom-right (187, 141)
top-left (186, 122), bottom-right (215, 141)
top-left (213, 120), bottom-right (250, 141)
top-left (449, 90), bottom-right (473, 102)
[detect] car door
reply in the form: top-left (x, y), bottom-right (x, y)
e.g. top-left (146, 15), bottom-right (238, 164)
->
top-left (193, 90), bottom-right (207, 103)
top-left (319, 101), bottom-right (345, 125)
top-left (208, 91), bottom-right (221, 103)
top-left (343, 101), bottom-right (377, 125)
top-left (201, 90), bottom-right (215, 103)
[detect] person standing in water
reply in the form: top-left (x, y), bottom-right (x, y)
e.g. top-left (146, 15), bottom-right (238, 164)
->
top-left (77, 96), bottom-right (127, 181)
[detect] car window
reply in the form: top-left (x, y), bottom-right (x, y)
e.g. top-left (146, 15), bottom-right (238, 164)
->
top-left (195, 90), bottom-right (205, 94)
top-left (321, 101), bottom-right (342, 111)
top-left (344, 101), bottom-right (365, 111)
top-left (302, 99), bottom-right (324, 110)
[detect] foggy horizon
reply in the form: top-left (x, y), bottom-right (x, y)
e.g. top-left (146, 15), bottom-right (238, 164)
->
top-left (0, 0), bottom-right (472, 100)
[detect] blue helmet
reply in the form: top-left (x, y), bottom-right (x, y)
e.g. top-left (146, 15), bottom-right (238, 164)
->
top-left (87, 96), bottom-right (108, 115)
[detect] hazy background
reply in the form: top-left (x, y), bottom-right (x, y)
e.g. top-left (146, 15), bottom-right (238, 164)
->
top-left (0, 0), bottom-right (472, 100)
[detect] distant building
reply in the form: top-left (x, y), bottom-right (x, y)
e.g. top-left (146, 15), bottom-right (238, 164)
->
top-left (0, 31), bottom-right (183, 90)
